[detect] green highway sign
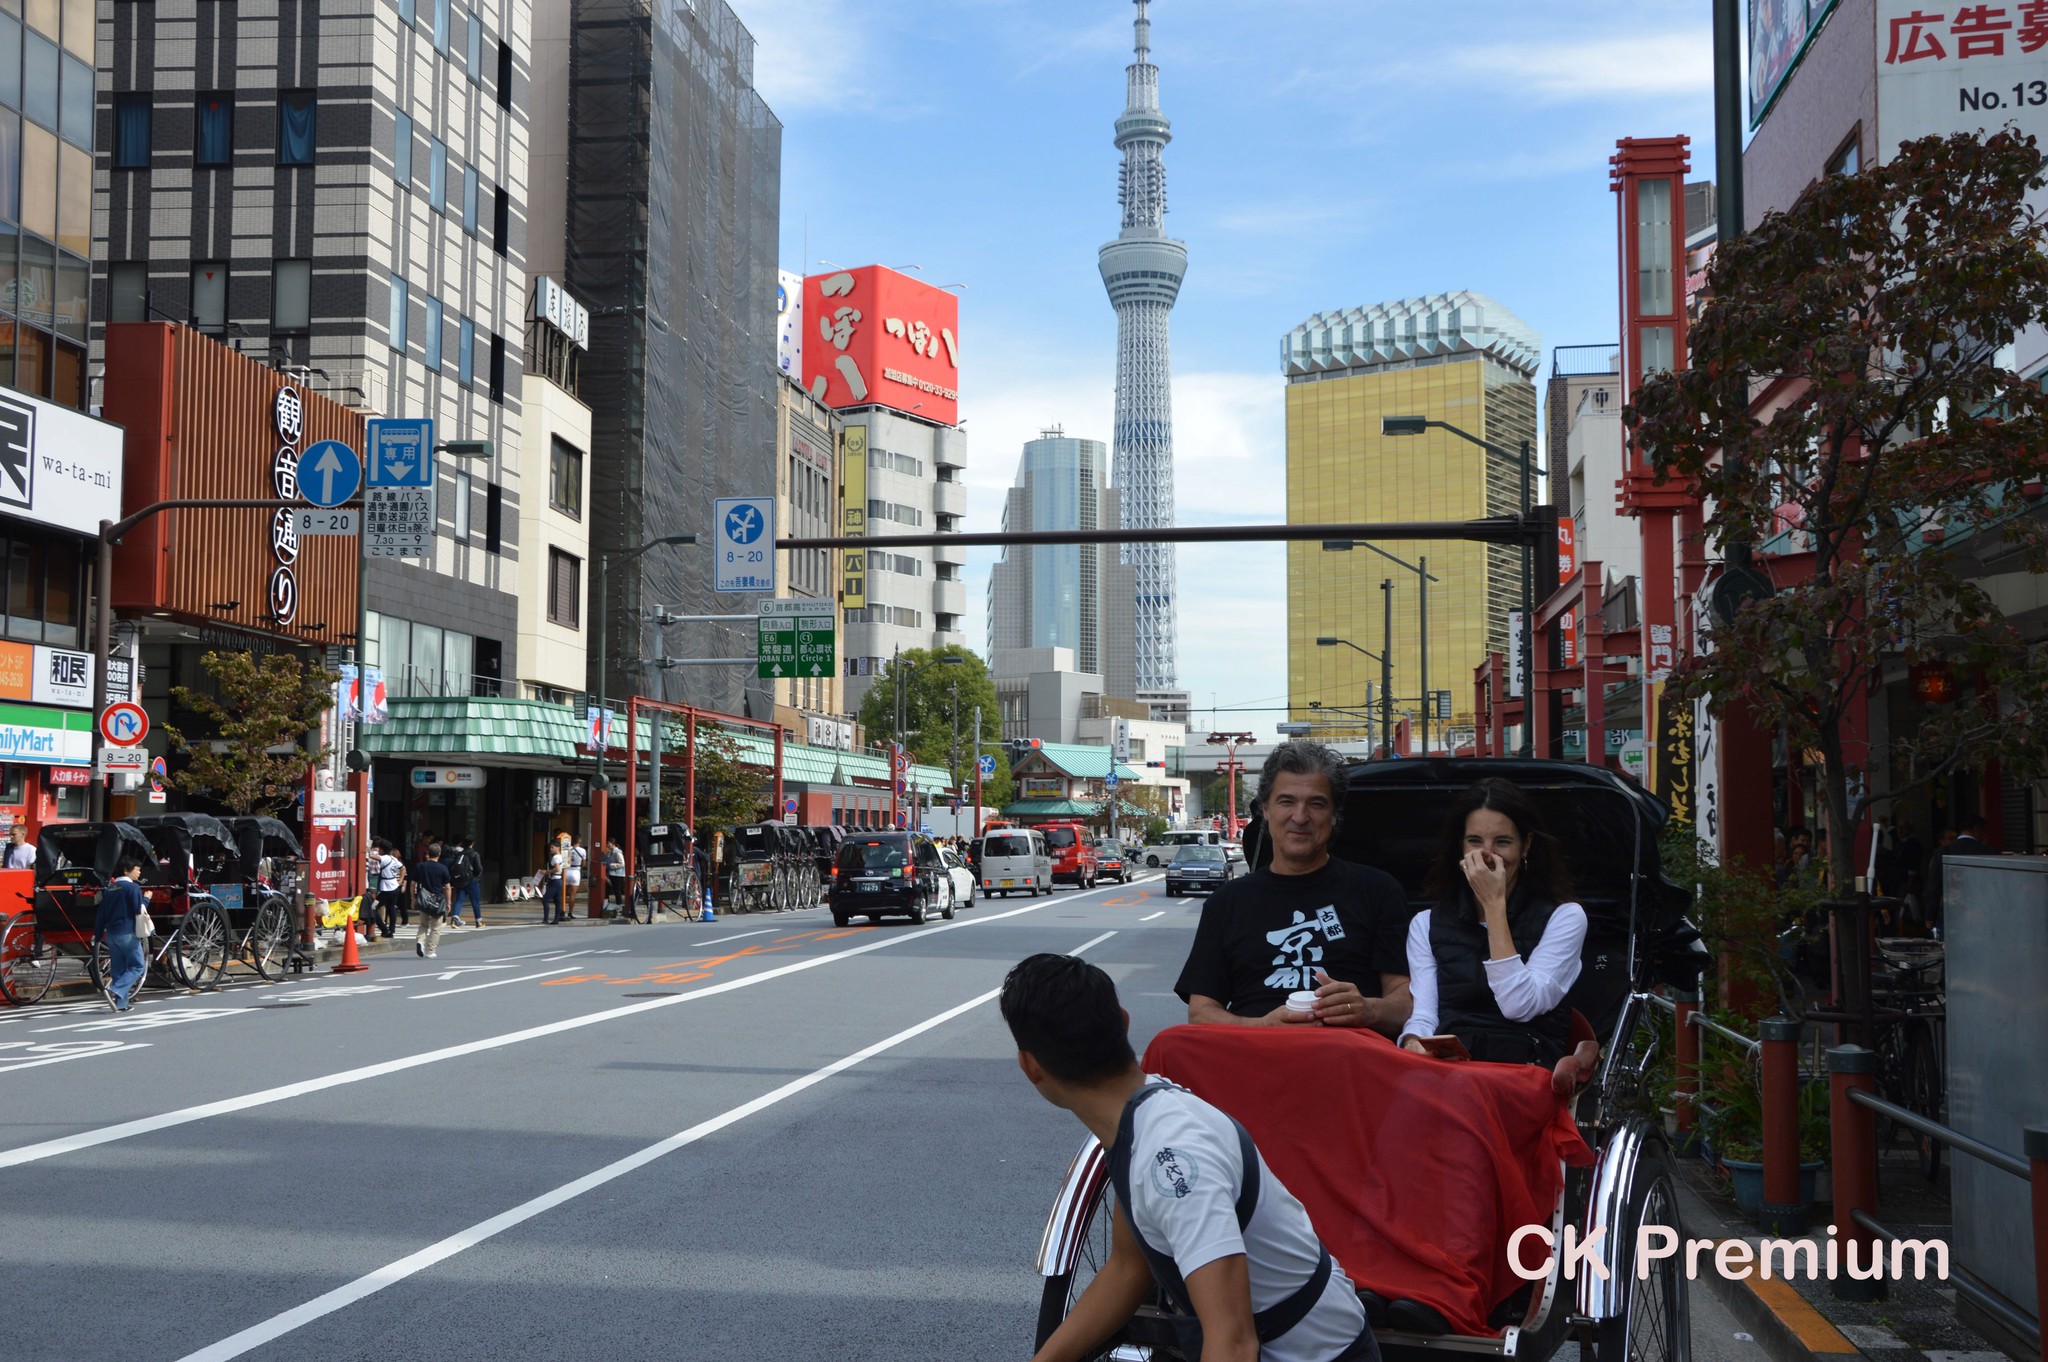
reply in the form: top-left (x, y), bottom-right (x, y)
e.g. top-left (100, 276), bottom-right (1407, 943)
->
top-left (757, 600), bottom-right (835, 680)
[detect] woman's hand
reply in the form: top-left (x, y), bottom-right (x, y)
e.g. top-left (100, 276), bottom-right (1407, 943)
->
top-left (1402, 1037), bottom-right (1429, 1055)
top-left (1461, 848), bottom-right (1511, 912)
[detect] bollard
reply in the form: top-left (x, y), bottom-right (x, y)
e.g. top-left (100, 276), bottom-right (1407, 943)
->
top-left (1827, 1045), bottom-right (1884, 1301)
top-left (2028, 1126), bottom-right (2048, 1362)
top-left (1760, 1016), bottom-right (1806, 1233)
top-left (1675, 989), bottom-right (1701, 1149)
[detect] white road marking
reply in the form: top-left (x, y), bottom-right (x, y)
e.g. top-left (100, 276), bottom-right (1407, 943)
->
top-left (1140, 911), bottom-right (1165, 921)
top-left (173, 970), bottom-right (1037, 1362)
top-left (0, 885), bottom-right (1125, 1170)
top-left (409, 967), bottom-right (580, 999)
top-left (1069, 932), bottom-right (1116, 955)
top-left (676, 928), bottom-right (778, 946)
top-left (484, 948), bottom-right (582, 963)
top-left (0, 1040), bottom-right (153, 1074)
top-left (381, 965), bottom-right (521, 982)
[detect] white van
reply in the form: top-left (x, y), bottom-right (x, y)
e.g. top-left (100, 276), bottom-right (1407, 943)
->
top-left (977, 828), bottom-right (1051, 897)
top-left (1138, 828), bottom-right (1225, 868)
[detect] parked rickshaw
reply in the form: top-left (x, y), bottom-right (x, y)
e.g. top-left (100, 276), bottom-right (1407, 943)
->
top-left (635, 822), bottom-right (702, 921)
top-left (124, 813), bottom-right (244, 989)
top-left (223, 815), bottom-right (307, 979)
top-left (1034, 759), bottom-right (1699, 1362)
top-left (0, 821), bottom-right (235, 1004)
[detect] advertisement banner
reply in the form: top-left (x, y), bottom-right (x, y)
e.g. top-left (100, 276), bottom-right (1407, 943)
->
top-left (776, 269), bottom-right (804, 378)
top-left (801, 267), bottom-right (960, 425)
top-left (840, 425), bottom-right (868, 609)
top-left (0, 388), bottom-right (124, 536)
top-left (1649, 681), bottom-right (1699, 827)
top-left (363, 666), bottom-right (387, 724)
top-left (1751, 0), bottom-right (1842, 125)
top-left (1877, 0), bottom-right (2048, 156)
top-left (0, 704), bottom-right (92, 764)
top-left (337, 664), bottom-right (359, 721)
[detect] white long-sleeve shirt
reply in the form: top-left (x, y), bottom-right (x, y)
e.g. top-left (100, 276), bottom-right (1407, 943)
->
top-left (1399, 901), bottom-right (1588, 1045)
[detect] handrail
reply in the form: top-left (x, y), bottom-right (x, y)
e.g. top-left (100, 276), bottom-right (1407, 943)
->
top-left (1690, 1009), bottom-right (1763, 1056)
top-left (1849, 1211), bottom-right (2041, 1349)
top-left (1848, 1087), bottom-right (2030, 1179)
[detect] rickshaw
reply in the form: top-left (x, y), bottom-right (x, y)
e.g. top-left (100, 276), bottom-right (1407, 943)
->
top-left (729, 822), bottom-right (802, 913)
top-left (123, 813), bottom-right (244, 990)
top-left (223, 815), bottom-right (307, 979)
top-left (0, 821), bottom-right (234, 1004)
top-left (1034, 759), bottom-right (1700, 1362)
top-left (635, 822), bottom-right (702, 921)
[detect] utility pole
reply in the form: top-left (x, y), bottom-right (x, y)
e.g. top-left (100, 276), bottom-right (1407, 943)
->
top-left (1380, 579), bottom-right (1395, 756)
top-left (971, 703), bottom-right (984, 838)
top-left (948, 681), bottom-right (960, 797)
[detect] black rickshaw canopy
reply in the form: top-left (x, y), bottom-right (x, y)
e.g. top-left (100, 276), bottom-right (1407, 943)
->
top-left (35, 821), bottom-right (159, 886)
top-left (125, 813), bottom-right (240, 884)
top-left (224, 816), bottom-right (303, 880)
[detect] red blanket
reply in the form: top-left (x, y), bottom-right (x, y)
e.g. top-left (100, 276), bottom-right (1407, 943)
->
top-left (1142, 1024), bottom-right (1593, 1337)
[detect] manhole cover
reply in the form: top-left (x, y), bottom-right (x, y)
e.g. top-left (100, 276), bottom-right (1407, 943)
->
top-left (252, 1003), bottom-right (311, 1009)
top-left (622, 992), bottom-right (677, 998)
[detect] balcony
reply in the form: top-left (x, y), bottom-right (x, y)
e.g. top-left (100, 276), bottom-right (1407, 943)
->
top-left (932, 578), bottom-right (966, 619)
top-left (932, 479), bottom-right (967, 519)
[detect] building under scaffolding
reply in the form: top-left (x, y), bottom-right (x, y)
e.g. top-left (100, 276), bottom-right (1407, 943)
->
top-left (568, 0), bottom-right (782, 714)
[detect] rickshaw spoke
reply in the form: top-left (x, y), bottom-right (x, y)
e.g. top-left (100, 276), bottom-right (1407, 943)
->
top-left (248, 899), bottom-right (295, 981)
top-left (170, 901), bottom-right (232, 990)
top-left (0, 912), bottom-right (57, 1005)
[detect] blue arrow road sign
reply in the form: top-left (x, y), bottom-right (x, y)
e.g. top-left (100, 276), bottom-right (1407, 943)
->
top-left (1106, 771), bottom-right (1119, 788)
top-left (713, 495), bottom-right (775, 592)
top-left (367, 419), bottom-right (434, 488)
top-left (301, 440), bottom-right (362, 508)
top-left (978, 755), bottom-right (996, 778)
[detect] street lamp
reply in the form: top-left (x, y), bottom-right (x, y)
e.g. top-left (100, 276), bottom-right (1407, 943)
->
top-left (1323, 540), bottom-right (1440, 756)
top-left (1204, 731), bottom-right (1256, 837)
top-left (1317, 631), bottom-right (1394, 755)
top-left (1382, 415), bottom-right (1547, 757)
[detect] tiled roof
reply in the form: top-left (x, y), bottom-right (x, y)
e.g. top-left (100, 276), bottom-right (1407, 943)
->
top-left (1017, 742), bottom-right (1140, 781)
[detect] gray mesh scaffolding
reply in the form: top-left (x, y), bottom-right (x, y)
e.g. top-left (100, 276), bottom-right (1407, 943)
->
top-left (568, 0), bottom-right (783, 714)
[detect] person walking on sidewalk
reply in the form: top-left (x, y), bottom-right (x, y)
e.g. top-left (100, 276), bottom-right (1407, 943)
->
top-left (94, 856), bottom-right (149, 1012)
top-left (445, 836), bottom-right (485, 927)
top-left (411, 842), bottom-right (453, 958)
top-left (371, 840), bottom-right (407, 941)
top-left (563, 834), bottom-right (587, 920)
top-left (538, 840), bottom-right (567, 924)
top-left (602, 837), bottom-right (627, 918)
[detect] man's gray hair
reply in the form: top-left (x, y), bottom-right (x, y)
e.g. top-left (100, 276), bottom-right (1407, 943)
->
top-left (1256, 740), bottom-right (1348, 803)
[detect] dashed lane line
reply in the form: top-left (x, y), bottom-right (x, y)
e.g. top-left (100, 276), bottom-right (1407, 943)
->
top-left (409, 967), bottom-right (581, 999)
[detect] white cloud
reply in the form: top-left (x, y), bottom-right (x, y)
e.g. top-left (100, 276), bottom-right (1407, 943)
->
top-left (1441, 33), bottom-right (1713, 102)
top-left (725, 0), bottom-right (883, 116)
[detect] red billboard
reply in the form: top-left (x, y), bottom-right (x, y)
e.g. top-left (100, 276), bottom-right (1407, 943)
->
top-left (802, 266), bottom-right (960, 425)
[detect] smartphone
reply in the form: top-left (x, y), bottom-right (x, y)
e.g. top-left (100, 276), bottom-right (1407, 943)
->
top-left (1415, 1034), bottom-right (1472, 1062)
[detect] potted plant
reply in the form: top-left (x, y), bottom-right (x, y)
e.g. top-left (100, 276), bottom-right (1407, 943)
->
top-left (1701, 1052), bottom-right (1827, 1221)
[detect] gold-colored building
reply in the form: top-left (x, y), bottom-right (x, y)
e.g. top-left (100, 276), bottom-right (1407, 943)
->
top-left (1283, 293), bottom-right (1539, 747)
top-left (772, 376), bottom-right (847, 728)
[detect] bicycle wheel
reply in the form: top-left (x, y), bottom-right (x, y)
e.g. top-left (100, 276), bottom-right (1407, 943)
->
top-left (1904, 1023), bottom-right (1942, 1181)
top-left (88, 936), bottom-right (114, 990)
top-left (248, 897), bottom-right (295, 981)
top-left (170, 901), bottom-right (232, 990)
top-left (1594, 1145), bottom-right (1691, 1362)
top-left (0, 913), bottom-right (56, 1005)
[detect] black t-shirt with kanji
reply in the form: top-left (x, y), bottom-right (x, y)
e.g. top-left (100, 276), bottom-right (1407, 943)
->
top-left (1174, 857), bottom-right (1412, 1018)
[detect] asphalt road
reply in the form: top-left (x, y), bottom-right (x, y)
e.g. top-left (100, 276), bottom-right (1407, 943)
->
top-left (0, 870), bottom-right (1760, 1362)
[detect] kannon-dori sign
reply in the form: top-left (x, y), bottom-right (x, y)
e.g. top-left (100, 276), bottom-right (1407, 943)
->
top-left (801, 266), bottom-right (960, 425)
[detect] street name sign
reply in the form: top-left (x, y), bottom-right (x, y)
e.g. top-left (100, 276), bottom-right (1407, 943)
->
top-left (301, 440), bottom-right (362, 508)
top-left (295, 509), bottom-right (360, 536)
top-left (714, 495), bottom-right (775, 593)
top-left (756, 599), bottom-right (834, 679)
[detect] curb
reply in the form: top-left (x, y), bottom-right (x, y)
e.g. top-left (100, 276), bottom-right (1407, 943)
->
top-left (1677, 1180), bottom-right (1864, 1362)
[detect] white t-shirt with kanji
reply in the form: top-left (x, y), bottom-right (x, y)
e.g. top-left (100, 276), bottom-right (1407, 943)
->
top-left (1120, 1079), bottom-right (1367, 1362)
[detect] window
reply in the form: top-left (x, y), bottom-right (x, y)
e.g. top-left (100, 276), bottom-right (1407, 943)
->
top-left (1634, 177), bottom-right (1673, 316)
top-left (462, 162), bottom-right (477, 232)
top-left (423, 296), bottom-right (442, 370)
top-left (19, 120), bottom-right (50, 236)
top-left (549, 437), bottom-right (582, 518)
top-left (496, 41), bottom-right (512, 108)
top-left (433, 0), bottom-right (449, 52)
top-left (398, 0), bottom-right (415, 24)
top-left (0, 527), bottom-right (83, 646)
top-left (57, 53), bottom-right (88, 149)
top-left (449, 469), bottom-right (471, 541)
top-left (428, 138), bottom-right (446, 209)
top-left (277, 91), bottom-right (316, 166)
top-left (112, 94), bottom-right (150, 168)
top-left (22, 32), bottom-right (54, 130)
top-left (387, 275), bottom-right (408, 351)
top-left (196, 93), bottom-right (232, 167)
top-left (0, 17), bottom-right (20, 112)
top-left (271, 260), bottom-right (311, 331)
top-left (0, 112), bottom-right (18, 223)
top-left (458, 315), bottom-right (474, 385)
top-left (485, 481), bottom-right (503, 553)
top-left (492, 187), bottom-right (508, 253)
top-left (466, 9), bottom-right (482, 79)
top-left (107, 262), bottom-right (148, 323)
top-left (1827, 135), bottom-right (1861, 177)
top-left (393, 110), bottom-right (412, 185)
top-left (546, 548), bottom-right (581, 628)
top-left (189, 262), bottom-right (226, 332)
top-left (488, 332), bottom-right (505, 401)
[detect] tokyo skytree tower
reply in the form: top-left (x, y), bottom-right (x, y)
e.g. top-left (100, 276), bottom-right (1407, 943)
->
top-left (1099, 0), bottom-right (1186, 691)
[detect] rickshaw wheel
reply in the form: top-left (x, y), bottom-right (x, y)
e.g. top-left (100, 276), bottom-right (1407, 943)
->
top-left (0, 913), bottom-right (56, 1005)
top-left (248, 899), bottom-right (295, 981)
top-left (1036, 1168), bottom-right (1181, 1360)
top-left (1595, 1150), bottom-right (1689, 1362)
top-left (171, 901), bottom-right (232, 990)
top-left (88, 936), bottom-right (114, 990)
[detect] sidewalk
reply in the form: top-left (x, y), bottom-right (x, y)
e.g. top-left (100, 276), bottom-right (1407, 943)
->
top-left (1676, 1140), bottom-right (2016, 1362)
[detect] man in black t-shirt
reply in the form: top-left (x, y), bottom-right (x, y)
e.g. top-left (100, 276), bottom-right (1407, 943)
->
top-left (1175, 742), bottom-right (1412, 1037)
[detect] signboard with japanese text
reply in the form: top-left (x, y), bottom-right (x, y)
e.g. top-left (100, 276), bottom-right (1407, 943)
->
top-left (0, 388), bottom-right (123, 536)
top-left (1877, 0), bottom-right (2048, 157)
top-left (1650, 681), bottom-right (1698, 826)
top-left (1751, 0), bottom-right (1843, 126)
top-left (367, 418), bottom-right (434, 488)
top-left (801, 266), bottom-right (960, 425)
top-left (714, 496), bottom-right (775, 593)
top-left (365, 487), bottom-right (433, 558)
top-left (840, 426), bottom-right (868, 608)
top-left (1506, 611), bottom-right (1526, 699)
top-left (756, 600), bottom-right (834, 680)
top-left (1557, 518), bottom-right (1580, 667)
top-left (776, 269), bottom-right (804, 377)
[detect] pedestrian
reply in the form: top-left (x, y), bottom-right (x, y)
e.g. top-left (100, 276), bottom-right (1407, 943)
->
top-left (372, 840), bottom-right (407, 939)
top-left (603, 836), bottom-right (627, 916)
top-left (538, 839), bottom-right (566, 924)
top-left (411, 840), bottom-right (453, 958)
top-left (94, 855), bottom-right (150, 1012)
top-left (563, 833), bottom-right (587, 920)
top-left (447, 835), bottom-right (485, 926)
top-left (4, 823), bottom-right (34, 870)
top-left (692, 837), bottom-right (713, 911)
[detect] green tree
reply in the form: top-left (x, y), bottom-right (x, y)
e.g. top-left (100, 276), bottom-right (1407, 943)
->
top-left (659, 721), bottom-right (767, 838)
top-left (165, 649), bottom-right (338, 814)
top-left (1631, 131), bottom-right (2048, 893)
top-left (856, 645), bottom-right (1013, 807)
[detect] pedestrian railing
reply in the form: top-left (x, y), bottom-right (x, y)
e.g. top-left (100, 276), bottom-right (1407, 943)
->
top-left (1826, 1045), bottom-right (2046, 1361)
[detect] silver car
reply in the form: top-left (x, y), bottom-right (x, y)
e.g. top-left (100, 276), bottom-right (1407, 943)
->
top-left (1165, 845), bottom-right (1239, 897)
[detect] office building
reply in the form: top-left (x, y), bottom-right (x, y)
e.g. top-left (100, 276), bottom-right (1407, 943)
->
top-left (566, 0), bottom-right (781, 715)
top-left (801, 265), bottom-right (967, 716)
top-left (772, 374), bottom-right (844, 726)
top-left (987, 428), bottom-right (1136, 701)
top-left (1281, 292), bottom-right (1540, 738)
top-left (1099, 0), bottom-right (1186, 692)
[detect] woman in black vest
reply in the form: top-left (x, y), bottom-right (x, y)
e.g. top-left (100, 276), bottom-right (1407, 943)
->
top-left (1398, 778), bottom-right (1586, 1067)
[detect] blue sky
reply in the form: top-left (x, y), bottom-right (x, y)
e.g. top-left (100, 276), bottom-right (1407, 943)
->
top-left (727, 0), bottom-right (1720, 729)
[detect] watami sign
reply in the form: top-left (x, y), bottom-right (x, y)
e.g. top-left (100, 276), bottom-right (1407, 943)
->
top-left (802, 266), bottom-right (960, 425)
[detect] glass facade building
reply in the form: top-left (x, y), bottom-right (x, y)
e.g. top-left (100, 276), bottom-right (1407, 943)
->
top-left (0, 0), bottom-right (93, 407)
top-left (1281, 293), bottom-right (1539, 739)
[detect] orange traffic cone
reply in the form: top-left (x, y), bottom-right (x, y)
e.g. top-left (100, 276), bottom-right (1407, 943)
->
top-left (331, 904), bottom-right (368, 975)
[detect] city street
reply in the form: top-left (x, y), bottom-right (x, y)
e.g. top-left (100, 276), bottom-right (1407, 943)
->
top-left (1, 875), bottom-right (1758, 1362)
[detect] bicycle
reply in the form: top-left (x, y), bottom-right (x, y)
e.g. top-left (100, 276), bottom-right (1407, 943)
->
top-left (1869, 936), bottom-right (1945, 1181)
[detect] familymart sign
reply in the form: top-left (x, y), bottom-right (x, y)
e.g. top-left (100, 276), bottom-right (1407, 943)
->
top-left (0, 704), bottom-right (93, 764)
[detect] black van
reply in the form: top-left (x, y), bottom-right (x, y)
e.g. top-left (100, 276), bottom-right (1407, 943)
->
top-left (830, 831), bottom-right (950, 926)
